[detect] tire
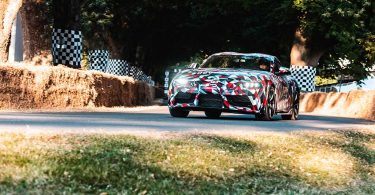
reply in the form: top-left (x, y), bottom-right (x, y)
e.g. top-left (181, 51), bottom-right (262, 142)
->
top-left (282, 92), bottom-right (299, 120)
top-left (205, 110), bottom-right (222, 119)
top-left (255, 87), bottom-right (276, 121)
top-left (169, 108), bottom-right (189, 118)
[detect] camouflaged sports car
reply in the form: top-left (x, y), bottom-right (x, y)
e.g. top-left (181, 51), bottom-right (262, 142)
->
top-left (168, 52), bottom-right (300, 121)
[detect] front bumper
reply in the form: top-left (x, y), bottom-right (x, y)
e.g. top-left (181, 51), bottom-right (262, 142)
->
top-left (168, 92), bottom-right (263, 114)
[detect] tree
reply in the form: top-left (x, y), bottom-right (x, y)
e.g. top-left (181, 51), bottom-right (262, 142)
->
top-left (0, 0), bottom-right (23, 62)
top-left (52, 0), bottom-right (83, 31)
top-left (81, 0), bottom-right (113, 50)
top-left (20, 0), bottom-right (52, 64)
top-left (81, 0), bottom-right (298, 80)
top-left (79, 0), bottom-right (373, 82)
top-left (290, 0), bottom-right (374, 80)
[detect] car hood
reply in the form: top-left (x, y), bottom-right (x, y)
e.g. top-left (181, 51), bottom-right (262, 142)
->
top-left (175, 68), bottom-right (272, 82)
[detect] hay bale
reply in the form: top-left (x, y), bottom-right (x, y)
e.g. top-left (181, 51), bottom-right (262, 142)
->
top-left (0, 63), bottom-right (154, 109)
top-left (300, 91), bottom-right (375, 120)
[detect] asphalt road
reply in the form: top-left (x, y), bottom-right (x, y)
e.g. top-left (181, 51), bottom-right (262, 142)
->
top-left (0, 106), bottom-right (373, 135)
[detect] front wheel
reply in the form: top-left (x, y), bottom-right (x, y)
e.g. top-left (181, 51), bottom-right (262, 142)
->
top-left (205, 110), bottom-right (222, 119)
top-left (169, 108), bottom-right (190, 118)
top-left (282, 92), bottom-right (299, 120)
top-left (255, 87), bottom-right (276, 121)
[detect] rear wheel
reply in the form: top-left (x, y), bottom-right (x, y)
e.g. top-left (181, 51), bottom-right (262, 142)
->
top-left (205, 110), bottom-right (222, 119)
top-left (282, 92), bottom-right (299, 120)
top-left (169, 108), bottom-right (190, 118)
top-left (255, 87), bottom-right (276, 121)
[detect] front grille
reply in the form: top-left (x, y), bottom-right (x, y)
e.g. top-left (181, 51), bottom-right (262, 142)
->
top-left (226, 95), bottom-right (252, 107)
top-left (175, 92), bottom-right (196, 104)
top-left (199, 94), bottom-right (223, 108)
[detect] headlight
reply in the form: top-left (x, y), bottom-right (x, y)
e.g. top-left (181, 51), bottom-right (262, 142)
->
top-left (174, 78), bottom-right (189, 85)
top-left (244, 82), bottom-right (261, 88)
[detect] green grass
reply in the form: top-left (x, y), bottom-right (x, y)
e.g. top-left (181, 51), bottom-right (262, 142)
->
top-left (0, 128), bottom-right (374, 194)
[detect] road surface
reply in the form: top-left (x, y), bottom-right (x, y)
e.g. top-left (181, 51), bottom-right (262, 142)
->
top-left (0, 106), bottom-right (373, 135)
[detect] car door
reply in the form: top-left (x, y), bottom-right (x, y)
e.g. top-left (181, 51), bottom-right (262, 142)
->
top-left (273, 59), bottom-right (290, 112)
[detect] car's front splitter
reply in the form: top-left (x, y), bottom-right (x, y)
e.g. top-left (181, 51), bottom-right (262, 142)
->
top-left (169, 93), bottom-right (262, 114)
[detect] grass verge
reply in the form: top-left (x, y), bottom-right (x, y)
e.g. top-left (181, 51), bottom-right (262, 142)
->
top-left (0, 128), bottom-right (374, 194)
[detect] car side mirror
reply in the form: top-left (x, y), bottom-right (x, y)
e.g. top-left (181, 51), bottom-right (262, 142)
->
top-left (188, 63), bottom-right (199, 69)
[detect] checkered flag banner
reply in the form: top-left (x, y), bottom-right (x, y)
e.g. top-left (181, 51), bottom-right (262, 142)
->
top-left (140, 74), bottom-right (147, 82)
top-left (94, 56), bottom-right (155, 85)
top-left (123, 65), bottom-right (154, 85)
top-left (128, 66), bottom-right (137, 77)
top-left (291, 65), bottom-right (317, 92)
top-left (135, 69), bottom-right (143, 80)
top-left (52, 28), bottom-right (82, 68)
top-left (89, 50), bottom-right (109, 72)
top-left (106, 59), bottom-right (129, 76)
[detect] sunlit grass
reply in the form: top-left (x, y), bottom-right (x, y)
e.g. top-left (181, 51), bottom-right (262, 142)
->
top-left (366, 142), bottom-right (375, 151)
top-left (0, 129), bottom-right (374, 194)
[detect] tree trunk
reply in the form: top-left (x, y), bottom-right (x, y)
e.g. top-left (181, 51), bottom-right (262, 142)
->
top-left (290, 30), bottom-right (325, 67)
top-left (0, 0), bottom-right (23, 62)
top-left (290, 29), bottom-right (327, 92)
top-left (107, 33), bottom-right (122, 58)
top-left (19, 0), bottom-right (52, 65)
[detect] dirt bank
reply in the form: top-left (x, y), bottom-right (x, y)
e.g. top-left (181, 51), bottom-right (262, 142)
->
top-left (300, 91), bottom-right (375, 121)
top-left (0, 63), bottom-right (154, 109)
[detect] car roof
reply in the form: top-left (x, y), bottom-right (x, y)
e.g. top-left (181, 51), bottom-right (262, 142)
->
top-left (211, 52), bottom-right (276, 61)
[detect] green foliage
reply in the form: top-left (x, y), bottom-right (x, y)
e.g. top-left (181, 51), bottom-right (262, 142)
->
top-left (315, 76), bottom-right (337, 86)
top-left (81, 0), bottom-right (114, 49)
top-left (292, 0), bottom-right (374, 80)
top-left (79, 0), bottom-right (374, 81)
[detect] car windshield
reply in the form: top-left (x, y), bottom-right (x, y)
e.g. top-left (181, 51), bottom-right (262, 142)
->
top-left (200, 55), bottom-right (272, 71)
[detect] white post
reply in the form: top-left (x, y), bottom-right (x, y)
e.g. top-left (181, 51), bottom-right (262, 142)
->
top-left (8, 13), bottom-right (23, 62)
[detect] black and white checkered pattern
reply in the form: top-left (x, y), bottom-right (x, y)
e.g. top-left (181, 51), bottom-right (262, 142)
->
top-left (135, 69), bottom-right (143, 80)
top-left (128, 66), bottom-right (137, 77)
top-left (291, 65), bottom-right (317, 92)
top-left (106, 59), bottom-right (129, 76)
top-left (88, 53), bottom-right (155, 85)
top-left (126, 65), bottom-right (154, 85)
top-left (164, 68), bottom-right (186, 95)
top-left (89, 50), bottom-right (109, 72)
top-left (52, 28), bottom-right (82, 68)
